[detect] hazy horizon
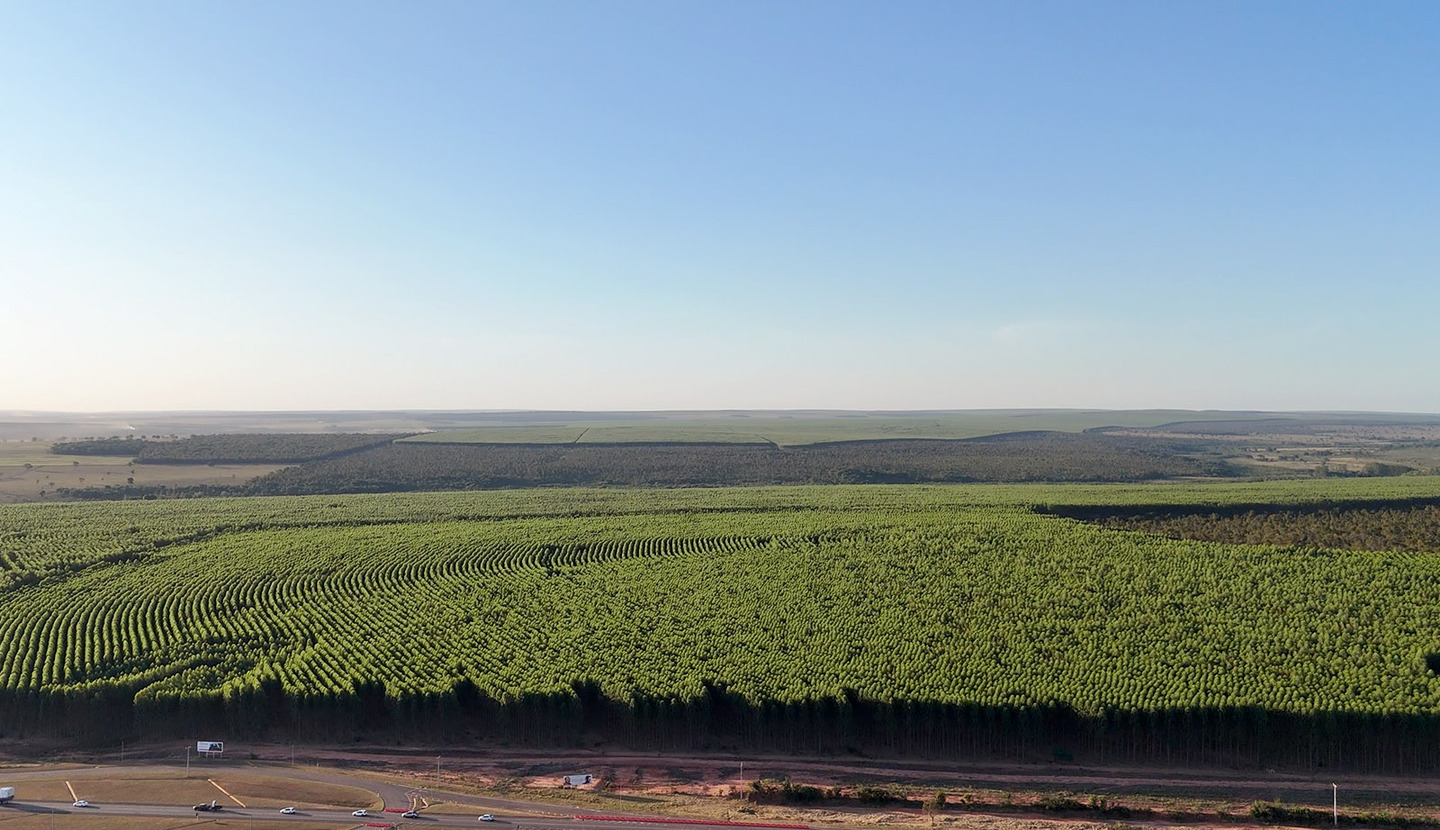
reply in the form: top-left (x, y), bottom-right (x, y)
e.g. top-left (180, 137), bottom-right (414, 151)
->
top-left (6, 406), bottom-right (1440, 417)
top-left (4, 2), bottom-right (1437, 412)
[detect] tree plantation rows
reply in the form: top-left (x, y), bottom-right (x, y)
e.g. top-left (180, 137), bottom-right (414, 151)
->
top-left (241, 433), bottom-right (1234, 494)
top-left (5, 480), bottom-right (1440, 769)
top-left (47, 432), bottom-right (1240, 501)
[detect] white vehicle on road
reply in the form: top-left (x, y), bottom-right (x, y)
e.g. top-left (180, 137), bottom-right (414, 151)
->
top-left (480, 815), bottom-right (496, 822)
top-left (72, 800), bottom-right (90, 808)
top-left (352, 809), bottom-right (370, 817)
top-left (280, 806), bottom-right (297, 814)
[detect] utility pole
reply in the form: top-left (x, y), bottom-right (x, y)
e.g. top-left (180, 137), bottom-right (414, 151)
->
top-left (1333, 783), bottom-right (1338, 826)
top-left (436, 756), bottom-right (442, 790)
top-left (120, 741), bottom-right (124, 765)
top-left (186, 745), bottom-right (191, 778)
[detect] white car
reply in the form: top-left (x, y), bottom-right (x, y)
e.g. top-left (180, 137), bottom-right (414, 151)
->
top-left (403, 811), bottom-right (420, 819)
top-left (353, 809), bottom-right (370, 817)
top-left (280, 806), bottom-right (297, 814)
top-left (73, 800), bottom-right (90, 808)
top-left (480, 815), bottom-right (496, 822)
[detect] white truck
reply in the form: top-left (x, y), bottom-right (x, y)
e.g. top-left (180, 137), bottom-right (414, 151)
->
top-left (0, 787), bottom-right (14, 804)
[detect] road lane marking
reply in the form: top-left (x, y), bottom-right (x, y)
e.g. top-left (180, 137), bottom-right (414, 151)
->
top-left (208, 778), bottom-right (246, 807)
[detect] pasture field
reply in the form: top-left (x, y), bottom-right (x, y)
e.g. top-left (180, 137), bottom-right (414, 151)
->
top-left (4, 479), bottom-right (1440, 768)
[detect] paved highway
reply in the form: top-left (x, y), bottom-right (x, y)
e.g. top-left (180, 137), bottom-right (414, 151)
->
top-left (0, 765), bottom-right (809, 830)
top-left (7, 801), bottom-right (775, 829)
top-left (12, 801), bottom-right (516, 827)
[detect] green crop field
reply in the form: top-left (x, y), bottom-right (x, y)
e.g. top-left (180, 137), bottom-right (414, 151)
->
top-left (4, 478), bottom-right (1440, 768)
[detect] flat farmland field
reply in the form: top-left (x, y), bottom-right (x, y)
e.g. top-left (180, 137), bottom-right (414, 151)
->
top-left (4, 478), bottom-right (1440, 770)
top-left (0, 442), bottom-right (284, 503)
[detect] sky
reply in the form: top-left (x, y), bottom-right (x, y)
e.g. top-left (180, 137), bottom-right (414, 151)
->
top-left (2, 1), bottom-right (1437, 412)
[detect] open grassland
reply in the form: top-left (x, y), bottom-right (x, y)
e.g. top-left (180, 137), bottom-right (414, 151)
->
top-left (5, 479), bottom-right (1440, 767)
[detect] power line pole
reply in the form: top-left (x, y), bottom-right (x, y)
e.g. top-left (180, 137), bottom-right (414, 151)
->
top-left (1333, 783), bottom-right (1338, 826)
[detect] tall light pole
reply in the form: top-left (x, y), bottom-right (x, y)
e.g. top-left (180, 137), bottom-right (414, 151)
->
top-left (1332, 783), bottom-right (1338, 826)
top-left (186, 745), bottom-right (191, 778)
top-left (436, 756), bottom-right (442, 790)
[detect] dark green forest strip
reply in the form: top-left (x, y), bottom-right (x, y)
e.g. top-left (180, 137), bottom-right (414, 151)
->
top-left (1051, 501), bottom-right (1440, 553)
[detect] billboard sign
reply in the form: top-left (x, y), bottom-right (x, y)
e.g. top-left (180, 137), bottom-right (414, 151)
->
top-left (196, 741), bottom-right (224, 754)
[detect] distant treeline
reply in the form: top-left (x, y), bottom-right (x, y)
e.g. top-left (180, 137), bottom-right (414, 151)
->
top-left (5, 683), bottom-right (1438, 773)
top-left (236, 432), bottom-right (1236, 495)
top-left (48, 436), bottom-right (150, 456)
top-left (51, 433), bottom-right (404, 465)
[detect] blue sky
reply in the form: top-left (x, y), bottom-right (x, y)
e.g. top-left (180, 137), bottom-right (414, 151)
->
top-left (2, 1), bottom-right (1437, 411)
